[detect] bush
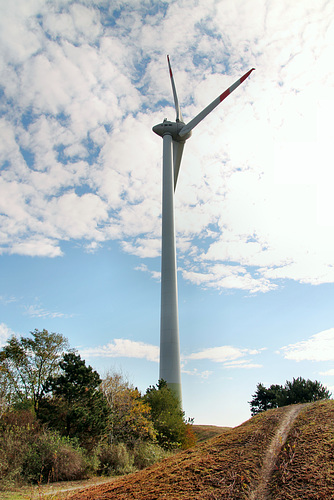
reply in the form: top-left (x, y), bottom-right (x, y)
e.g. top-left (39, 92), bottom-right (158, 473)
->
top-left (0, 409), bottom-right (92, 488)
top-left (22, 432), bottom-right (90, 483)
top-left (97, 442), bottom-right (135, 476)
top-left (133, 442), bottom-right (171, 469)
top-left (97, 440), bottom-right (172, 476)
top-left (0, 425), bottom-right (30, 489)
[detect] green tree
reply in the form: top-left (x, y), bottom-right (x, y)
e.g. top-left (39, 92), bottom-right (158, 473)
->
top-left (249, 383), bottom-right (283, 416)
top-left (101, 371), bottom-right (155, 446)
top-left (41, 352), bottom-right (109, 450)
top-left (249, 377), bottom-right (331, 416)
top-left (143, 380), bottom-right (188, 449)
top-left (0, 329), bottom-right (69, 414)
top-left (281, 377), bottom-right (331, 405)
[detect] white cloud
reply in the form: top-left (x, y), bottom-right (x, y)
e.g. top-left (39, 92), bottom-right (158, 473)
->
top-left (78, 338), bottom-right (264, 369)
top-left (280, 328), bottom-right (334, 362)
top-left (135, 263), bottom-right (160, 281)
top-left (8, 238), bottom-right (63, 258)
top-left (182, 368), bottom-right (213, 379)
top-left (188, 345), bottom-right (263, 366)
top-left (224, 362), bottom-right (262, 370)
top-left (1, 0), bottom-right (334, 291)
top-left (0, 323), bottom-right (15, 347)
top-left (24, 303), bottom-right (71, 319)
top-left (319, 369), bottom-right (334, 376)
top-left (80, 338), bottom-right (159, 363)
top-left (182, 264), bottom-right (275, 294)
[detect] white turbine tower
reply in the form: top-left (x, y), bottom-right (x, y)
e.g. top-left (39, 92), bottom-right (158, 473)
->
top-left (153, 56), bottom-right (255, 404)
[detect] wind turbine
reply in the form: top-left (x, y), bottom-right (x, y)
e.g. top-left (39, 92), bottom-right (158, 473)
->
top-left (153, 56), bottom-right (254, 404)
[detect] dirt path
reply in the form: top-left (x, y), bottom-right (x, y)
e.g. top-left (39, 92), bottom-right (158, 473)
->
top-left (248, 403), bottom-right (306, 500)
top-left (23, 477), bottom-right (114, 499)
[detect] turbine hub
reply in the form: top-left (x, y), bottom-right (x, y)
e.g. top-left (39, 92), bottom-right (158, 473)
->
top-left (152, 119), bottom-right (192, 141)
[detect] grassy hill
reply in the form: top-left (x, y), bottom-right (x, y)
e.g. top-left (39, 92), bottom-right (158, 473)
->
top-left (68, 400), bottom-right (334, 499)
top-left (192, 424), bottom-right (230, 442)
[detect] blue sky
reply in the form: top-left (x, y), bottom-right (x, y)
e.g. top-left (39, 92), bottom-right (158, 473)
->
top-left (1, 0), bottom-right (334, 426)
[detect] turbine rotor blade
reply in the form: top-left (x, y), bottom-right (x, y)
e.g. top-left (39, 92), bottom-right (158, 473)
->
top-left (179, 67), bottom-right (255, 138)
top-left (167, 55), bottom-right (183, 122)
top-left (173, 140), bottom-right (185, 191)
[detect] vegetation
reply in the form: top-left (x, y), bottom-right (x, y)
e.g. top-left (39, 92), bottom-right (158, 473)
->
top-left (5, 329), bottom-right (331, 496)
top-left (64, 401), bottom-right (334, 500)
top-left (192, 424), bottom-right (229, 443)
top-left (249, 377), bottom-right (331, 416)
top-left (101, 371), bottom-right (155, 446)
top-left (0, 409), bottom-right (91, 489)
top-left (0, 329), bottom-right (69, 415)
top-left (143, 379), bottom-right (195, 450)
top-left (40, 352), bottom-right (109, 450)
top-left (270, 400), bottom-right (334, 498)
top-left (0, 329), bottom-right (193, 491)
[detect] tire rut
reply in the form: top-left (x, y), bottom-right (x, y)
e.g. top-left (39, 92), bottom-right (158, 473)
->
top-left (247, 403), bottom-right (307, 500)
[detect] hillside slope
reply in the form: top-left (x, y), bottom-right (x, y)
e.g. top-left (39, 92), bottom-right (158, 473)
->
top-left (192, 424), bottom-right (230, 443)
top-left (69, 400), bottom-right (334, 500)
top-left (269, 400), bottom-right (334, 499)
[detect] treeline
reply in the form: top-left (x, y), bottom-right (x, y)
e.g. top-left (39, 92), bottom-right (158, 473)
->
top-left (0, 329), bottom-right (195, 489)
top-left (249, 377), bottom-right (331, 416)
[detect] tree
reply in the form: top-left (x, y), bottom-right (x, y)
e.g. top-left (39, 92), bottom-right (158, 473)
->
top-left (281, 377), bottom-right (331, 406)
top-left (249, 377), bottom-right (331, 416)
top-left (0, 329), bottom-right (69, 414)
top-left (101, 371), bottom-right (155, 446)
top-left (249, 383), bottom-right (283, 416)
top-left (40, 352), bottom-right (109, 449)
top-left (143, 380), bottom-right (188, 449)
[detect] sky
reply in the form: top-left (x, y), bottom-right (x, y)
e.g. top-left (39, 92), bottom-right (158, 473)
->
top-left (1, 0), bottom-right (334, 427)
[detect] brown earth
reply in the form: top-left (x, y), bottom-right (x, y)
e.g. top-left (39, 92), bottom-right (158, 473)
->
top-left (68, 400), bottom-right (334, 500)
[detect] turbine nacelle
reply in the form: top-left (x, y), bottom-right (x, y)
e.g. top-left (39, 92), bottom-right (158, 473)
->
top-left (152, 119), bottom-right (192, 141)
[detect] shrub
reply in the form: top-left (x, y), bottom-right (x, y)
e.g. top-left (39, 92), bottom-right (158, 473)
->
top-left (97, 440), bottom-right (171, 476)
top-left (133, 442), bottom-right (171, 469)
top-left (22, 432), bottom-right (90, 483)
top-left (182, 423), bottom-right (197, 449)
top-left (0, 409), bottom-right (92, 488)
top-left (0, 425), bottom-right (30, 489)
top-left (97, 442), bottom-right (135, 476)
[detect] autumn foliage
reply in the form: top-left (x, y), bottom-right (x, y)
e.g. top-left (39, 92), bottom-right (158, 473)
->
top-left (0, 329), bottom-right (194, 488)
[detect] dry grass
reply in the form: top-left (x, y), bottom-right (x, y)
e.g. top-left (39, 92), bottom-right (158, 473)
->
top-left (67, 401), bottom-right (334, 499)
top-left (68, 406), bottom-right (291, 499)
top-left (9, 401), bottom-right (331, 500)
top-left (2, 477), bottom-right (113, 500)
top-left (269, 400), bottom-right (334, 499)
top-left (192, 425), bottom-right (230, 443)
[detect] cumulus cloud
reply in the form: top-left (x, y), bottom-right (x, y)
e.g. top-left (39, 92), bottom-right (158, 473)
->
top-left (280, 328), bottom-right (334, 362)
top-left (1, 0), bottom-right (334, 292)
top-left (78, 338), bottom-right (264, 369)
top-left (79, 338), bottom-right (159, 363)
